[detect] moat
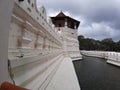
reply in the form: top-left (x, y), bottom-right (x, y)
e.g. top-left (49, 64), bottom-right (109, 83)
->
top-left (73, 56), bottom-right (120, 90)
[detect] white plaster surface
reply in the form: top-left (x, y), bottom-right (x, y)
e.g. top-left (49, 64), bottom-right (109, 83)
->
top-left (107, 60), bottom-right (120, 67)
top-left (81, 51), bottom-right (120, 67)
top-left (1, 0), bottom-right (82, 89)
top-left (46, 57), bottom-right (81, 90)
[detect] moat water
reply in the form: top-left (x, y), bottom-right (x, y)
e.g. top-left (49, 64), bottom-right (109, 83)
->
top-left (73, 56), bottom-right (120, 90)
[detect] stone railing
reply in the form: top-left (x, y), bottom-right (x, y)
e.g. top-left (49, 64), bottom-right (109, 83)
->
top-left (81, 50), bottom-right (120, 66)
top-left (106, 52), bottom-right (120, 66)
top-left (81, 50), bottom-right (108, 58)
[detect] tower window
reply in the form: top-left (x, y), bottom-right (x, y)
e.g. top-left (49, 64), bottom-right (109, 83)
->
top-left (28, 0), bottom-right (30, 4)
top-left (27, 7), bottom-right (31, 12)
top-left (71, 33), bottom-right (74, 35)
top-left (19, 0), bottom-right (24, 2)
top-left (42, 10), bottom-right (44, 14)
top-left (59, 24), bottom-right (62, 27)
top-left (31, 3), bottom-right (34, 8)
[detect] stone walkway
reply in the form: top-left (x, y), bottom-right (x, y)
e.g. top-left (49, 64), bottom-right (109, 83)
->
top-left (46, 57), bottom-right (81, 90)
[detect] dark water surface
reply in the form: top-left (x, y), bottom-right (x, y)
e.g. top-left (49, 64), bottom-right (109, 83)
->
top-left (73, 56), bottom-right (120, 90)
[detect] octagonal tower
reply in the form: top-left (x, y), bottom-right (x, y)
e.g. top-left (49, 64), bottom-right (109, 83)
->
top-left (51, 11), bottom-right (82, 60)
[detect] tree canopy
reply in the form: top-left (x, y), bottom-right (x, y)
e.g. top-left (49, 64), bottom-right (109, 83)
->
top-left (78, 35), bottom-right (120, 52)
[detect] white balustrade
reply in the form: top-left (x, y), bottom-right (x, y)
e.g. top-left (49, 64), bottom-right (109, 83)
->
top-left (81, 50), bottom-right (120, 66)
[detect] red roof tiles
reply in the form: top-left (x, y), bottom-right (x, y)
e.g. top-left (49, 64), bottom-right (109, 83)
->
top-left (56, 11), bottom-right (66, 17)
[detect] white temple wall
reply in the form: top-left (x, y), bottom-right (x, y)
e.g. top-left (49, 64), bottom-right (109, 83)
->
top-left (7, 1), bottom-right (64, 89)
top-left (0, 0), bottom-right (81, 89)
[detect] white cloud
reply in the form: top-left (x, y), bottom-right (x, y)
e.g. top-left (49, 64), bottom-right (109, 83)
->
top-left (78, 22), bottom-right (119, 41)
top-left (37, 0), bottom-right (120, 41)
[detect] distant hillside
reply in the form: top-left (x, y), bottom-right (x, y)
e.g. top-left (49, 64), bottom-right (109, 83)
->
top-left (78, 35), bottom-right (120, 52)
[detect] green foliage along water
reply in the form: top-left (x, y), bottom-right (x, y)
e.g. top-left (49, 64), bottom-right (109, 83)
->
top-left (78, 35), bottom-right (120, 52)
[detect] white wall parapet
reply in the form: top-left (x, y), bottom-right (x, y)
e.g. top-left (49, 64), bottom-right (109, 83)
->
top-left (2, 0), bottom-right (81, 90)
top-left (81, 50), bottom-right (120, 66)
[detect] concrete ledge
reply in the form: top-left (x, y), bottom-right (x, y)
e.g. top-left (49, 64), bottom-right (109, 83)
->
top-left (107, 60), bottom-right (120, 67)
top-left (72, 57), bottom-right (82, 61)
top-left (46, 57), bottom-right (81, 90)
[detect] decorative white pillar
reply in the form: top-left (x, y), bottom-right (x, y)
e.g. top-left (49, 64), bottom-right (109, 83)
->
top-left (74, 22), bottom-right (77, 29)
top-left (0, 0), bottom-right (14, 84)
top-left (65, 18), bottom-right (68, 28)
top-left (43, 37), bottom-right (46, 49)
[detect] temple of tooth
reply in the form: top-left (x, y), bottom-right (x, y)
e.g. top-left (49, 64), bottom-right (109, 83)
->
top-left (0, 0), bottom-right (82, 90)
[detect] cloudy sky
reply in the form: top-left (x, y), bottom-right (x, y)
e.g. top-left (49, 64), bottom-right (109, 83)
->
top-left (37, 0), bottom-right (120, 41)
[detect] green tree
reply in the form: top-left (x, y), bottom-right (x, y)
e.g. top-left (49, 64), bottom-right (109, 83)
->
top-left (78, 35), bottom-right (120, 52)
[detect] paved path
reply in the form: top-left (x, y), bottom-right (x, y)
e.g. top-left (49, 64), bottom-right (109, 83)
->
top-left (46, 57), bottom-right (80, 90)
top-left (73, 56), bottom-right (120, 90)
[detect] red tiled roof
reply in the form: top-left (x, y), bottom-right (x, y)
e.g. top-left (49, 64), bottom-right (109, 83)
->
top-left (51, 11), bottom-right (80, 29)
top-left (56, 11), bottom-right (66, 17)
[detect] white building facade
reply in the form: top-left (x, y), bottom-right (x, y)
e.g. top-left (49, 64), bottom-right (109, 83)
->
top-left (0, 0), bottom-right (82, 90)
top-left (51, 11), bottom-right (82, 60)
